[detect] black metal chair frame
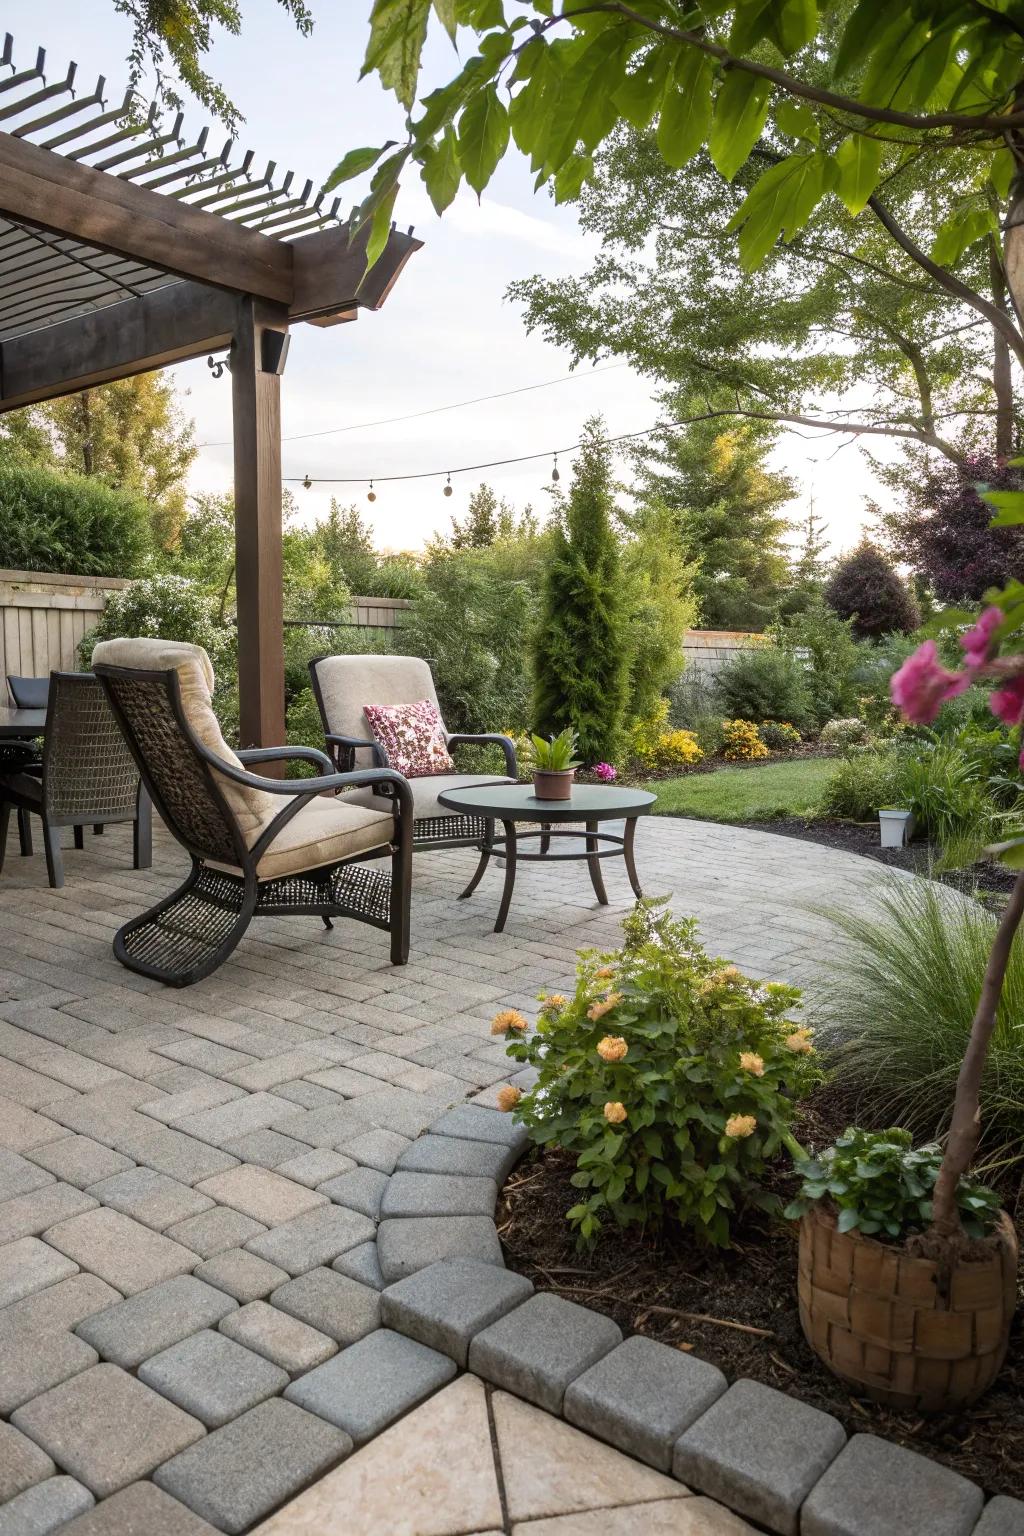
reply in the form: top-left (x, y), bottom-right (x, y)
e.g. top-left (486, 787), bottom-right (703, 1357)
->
top-left (308, 655), bottom-right (517, 854)
top-left (0, 672), bottom-right (152, 889)
top-left (95, 663), bottom-right (414, 988)
top-left (5, 673), bottom-right (47, 858)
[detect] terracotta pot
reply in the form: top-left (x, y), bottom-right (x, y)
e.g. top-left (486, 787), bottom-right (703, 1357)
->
top-left (798, 1204), bottom-right (1018, 1413)
top-left (532, 768), bottom-right (575, 800)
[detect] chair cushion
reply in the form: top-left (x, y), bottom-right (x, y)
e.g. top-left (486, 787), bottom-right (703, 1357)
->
top-left (208, 795), bottom-right (395, 881)
top-left (343, 772), bottom-right (514, 825)
top-left (91, 637), bottom-right (275, 839)
top-left (363, 699), bottom-right (455, 777)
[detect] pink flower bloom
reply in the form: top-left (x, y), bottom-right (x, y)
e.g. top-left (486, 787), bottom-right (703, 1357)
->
top-left (960, 607), bottom-right (1003, 671)
top-left (990, 676), bottom-right (1024, 728)
top-left (594, 762), bottom-right (617, 782)
top-left (890, 641), bottom-right (969, 724)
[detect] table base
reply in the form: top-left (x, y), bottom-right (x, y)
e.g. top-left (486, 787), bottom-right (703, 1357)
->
top-left (458, 819), bottom-right (643, 933)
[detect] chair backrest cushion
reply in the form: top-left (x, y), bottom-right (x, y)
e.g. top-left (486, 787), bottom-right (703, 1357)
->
top-left (311, 654), bottom-right (445, 768)
top-left (90, 638), bottom-right (274, 836)
top-left (7, 675), bottom-right (48, 709)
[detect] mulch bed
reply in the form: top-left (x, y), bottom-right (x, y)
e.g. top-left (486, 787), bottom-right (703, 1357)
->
top-left (497, 1084), bottom-right (1024, 1500)
top-left (739, 815), bottom-right (1017, 901)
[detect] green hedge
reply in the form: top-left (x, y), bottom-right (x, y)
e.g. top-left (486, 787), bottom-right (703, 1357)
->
top-left (0, 462), bottom-right (152, 577)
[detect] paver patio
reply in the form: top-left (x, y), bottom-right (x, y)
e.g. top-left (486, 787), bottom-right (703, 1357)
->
top-left (0, 814), bottom-right (904, 1532)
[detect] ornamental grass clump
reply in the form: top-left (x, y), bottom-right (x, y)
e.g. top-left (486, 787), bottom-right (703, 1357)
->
top-left (498, 899), bottom-right (818, 1246)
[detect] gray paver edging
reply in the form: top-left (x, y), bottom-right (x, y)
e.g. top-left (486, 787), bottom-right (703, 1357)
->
top-left (367, 1100), bottom-right (1021, 1536)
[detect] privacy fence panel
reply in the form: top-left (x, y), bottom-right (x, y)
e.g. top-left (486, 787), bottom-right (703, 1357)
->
top-left (0, 569), bottom-right (127, 682)
top-left (682, 629), bottom-right (765, 679)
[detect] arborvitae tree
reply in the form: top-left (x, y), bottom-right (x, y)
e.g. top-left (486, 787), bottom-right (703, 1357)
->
top-left (793, 496), bottom-right (830, 591)
top-left (532, 419), bottom-right (628, 763)
top-left (825, 541), bottom-right (920, 640)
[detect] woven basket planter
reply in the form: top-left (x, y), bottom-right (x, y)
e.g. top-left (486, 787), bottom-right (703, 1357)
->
top-left (797, 1204), bottom-right (1018, 1414)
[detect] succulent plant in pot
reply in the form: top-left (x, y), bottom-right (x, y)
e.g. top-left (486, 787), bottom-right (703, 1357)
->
top-left (529, 726), bottom-right (582, 800)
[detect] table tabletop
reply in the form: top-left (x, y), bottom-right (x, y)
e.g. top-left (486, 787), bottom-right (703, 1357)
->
top-left (0, 706), bottom-right (46, 740)
top-left (437, 781), bottom-right (656, 822)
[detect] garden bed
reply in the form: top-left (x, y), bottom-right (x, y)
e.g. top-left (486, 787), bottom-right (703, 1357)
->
top-left (740, 815), bottom-right (1018, 900)
top-left (497, 1085), bottom-right (1024, 1500)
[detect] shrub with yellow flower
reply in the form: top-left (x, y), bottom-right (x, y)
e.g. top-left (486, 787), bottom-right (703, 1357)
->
top-left (491, 1008), bottom-right (529, 1036)
top-left (594, 965), bottom-right (616, 980)
top-left (785, 1028), bottom-right (814, 1054)
top-left (502, 899), bottom-right (817, 1247)
top-left (721, 718), bottom-right (769, 761)
top-left (597, 1036), bottom-right (628, 1063)
top-left (541, 993), bottom-right (568, 1012)
top-left (495, 1085), bottom-right (521, 1112)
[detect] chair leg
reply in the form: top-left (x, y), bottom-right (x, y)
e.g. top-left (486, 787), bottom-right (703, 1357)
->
top-left (133, 789), bottom-right (153, 870)
top-left (390, 823), bottom-right (413, 966)
top-left (42, 820), bottom-right (64, 889)
top-left (93, 824), bottom-right (104, 836)
top-left (17, 808), bottom-right (32, 857)
top-left (0, 804), bottom-right (10, 875)
top-left (73, 826), bottom-right (85, 851)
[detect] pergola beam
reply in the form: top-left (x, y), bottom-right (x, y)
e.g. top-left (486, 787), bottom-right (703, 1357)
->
top-left (0, 227), bottom-right (422, 412)
top-left (0, 133), bottom-right (294, 302)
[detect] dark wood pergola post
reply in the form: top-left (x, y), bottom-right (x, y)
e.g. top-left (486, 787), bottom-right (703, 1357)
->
top-left (232, 297), bottom-right (289, 751)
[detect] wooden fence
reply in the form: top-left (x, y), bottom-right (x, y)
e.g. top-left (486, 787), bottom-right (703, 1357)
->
top-left (681, 628), bottom-right (764, 678)
top-left (0, 568), bottom-right (127, 683)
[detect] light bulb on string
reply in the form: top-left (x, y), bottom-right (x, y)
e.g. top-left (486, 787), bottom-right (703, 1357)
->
top-left (302, 473), bottom-right (312, 490)
top-left (551, 452), bottom-right (560, 483)
top-left (443, 472), bottom-right (453, 498)
top-left (367, 480), bottom-right (376, 503)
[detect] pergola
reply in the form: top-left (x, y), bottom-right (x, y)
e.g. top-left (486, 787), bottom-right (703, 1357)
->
top-left (0, 35), bottom-right (421, 748)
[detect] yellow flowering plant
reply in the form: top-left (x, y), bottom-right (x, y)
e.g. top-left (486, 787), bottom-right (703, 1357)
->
top-left (722, 719), bottom-right (770, 761)
top-left (628, 701), bottom-right (704, 771)
top-left (504, 900), bottom-right (818, 1246)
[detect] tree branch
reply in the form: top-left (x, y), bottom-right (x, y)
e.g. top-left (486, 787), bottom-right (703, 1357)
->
top-left (868, 195), bottom-right (1024, 367)
top-left (560, 3), bottom-right (1024, 133)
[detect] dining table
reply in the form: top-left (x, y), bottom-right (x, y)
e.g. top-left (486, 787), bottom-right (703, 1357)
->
top-left (0, 706), bottom-right (46, 740)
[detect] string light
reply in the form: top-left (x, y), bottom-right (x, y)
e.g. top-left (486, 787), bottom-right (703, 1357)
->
top-left (367, 480), bottom-right (376, 503)
top-left (302, 473), bottom-right (312, 489)
top-left (443, 472), bottom-right (453, 497)
top-left (551, 452), bottom-right (560, 483)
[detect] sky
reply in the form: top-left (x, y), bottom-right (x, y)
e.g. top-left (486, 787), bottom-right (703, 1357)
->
top-left (5, 2), bottom-right (888, 558)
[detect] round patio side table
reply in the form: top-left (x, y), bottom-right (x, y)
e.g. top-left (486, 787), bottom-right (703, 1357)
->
top-left (437, 782), bottom-right (657, 933)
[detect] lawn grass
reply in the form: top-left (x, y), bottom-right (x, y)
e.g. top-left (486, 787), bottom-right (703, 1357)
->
top-left (644, 756), bottom-right (835, 823)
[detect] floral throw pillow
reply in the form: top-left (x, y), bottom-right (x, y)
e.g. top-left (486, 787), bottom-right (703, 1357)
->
top-left (363, 699), bottom-right (455, 777)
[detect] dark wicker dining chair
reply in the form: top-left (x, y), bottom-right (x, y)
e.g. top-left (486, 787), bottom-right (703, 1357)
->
top-left (92, 638), bottom-right (413, 988)
top-left (0, 672), bottom-right (151, 888)
top-left (5, 673), bottom-right (47, 856)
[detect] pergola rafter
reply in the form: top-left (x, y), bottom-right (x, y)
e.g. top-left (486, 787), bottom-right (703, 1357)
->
top-left (0, 35), bottom-right (421, 750)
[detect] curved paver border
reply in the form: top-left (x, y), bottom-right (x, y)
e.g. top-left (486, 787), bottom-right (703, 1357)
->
top-left (361, 1100), bottom-right (1022, 1536)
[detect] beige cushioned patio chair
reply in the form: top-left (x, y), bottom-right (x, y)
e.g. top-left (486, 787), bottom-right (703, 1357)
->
top-left (92, 638), bottom-right (412, 986)
top-left (308, 653), bottom-right (517, 851)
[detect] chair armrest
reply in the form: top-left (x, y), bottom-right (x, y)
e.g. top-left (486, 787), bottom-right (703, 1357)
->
top-left (446, 733), bottom-right (518, 776)
top-left (325, 733), bottom-right (389, 769)
top-left (193, 740), bottom-right (410, 807)
top-left (238, 745), bottom-right (334, 774)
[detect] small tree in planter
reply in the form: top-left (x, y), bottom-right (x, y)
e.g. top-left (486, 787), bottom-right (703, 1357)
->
top-left (788, 586), bottom-right (1024, 1413)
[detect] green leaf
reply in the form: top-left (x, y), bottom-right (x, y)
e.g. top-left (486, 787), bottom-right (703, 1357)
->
top-left (458, 84), bottom-right (510, 196)
top-left (554, 152), bottom-right (593, 204)
top-left (324, 143), bottom-right (396, 192)
top-left (770, 0), bottom-right (818, 57)
top-left (987, 834), bottom-right (1024, 869)
top-left (709, 73), bottom-right (772, 183)
top-left (365, 183), bottom-right (399, 268)
top-left (657, 50), bottom-right (714, 171)
top-left (991, 147), bottom-right (1015, 201)
top-left (836, 1206), bottom-right (860, 1232)
top-left (775, 99), bottom-right (819, 144)
top-left (362, 0), bottom-right (432, 111)
top-left (433, 0), bottom-right (458, 43)
top-left (613, 47), bottom-right (671, 132)
top-left (835, 0), bottom-right (895, 78)
top-left (420, 126), bottom-right (462, 214)
top-left (983, 488), bottom-right (1024, 526)
top-left (727, 152), bottom-right (836, 268)
top-left (931, 206), bottom-right (994, 266)
top-left (834, 133), bottom-right (883, 216)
